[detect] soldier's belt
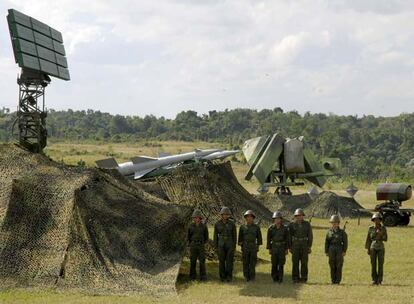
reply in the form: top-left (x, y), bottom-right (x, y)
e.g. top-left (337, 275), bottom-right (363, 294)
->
top-left (191, 240), bottom-right (204, 245)
top-left (292, 237), bottom-right (308, 241)
top-left (243, 240), bottom-right (257, 244)
top-left (272, 241), bottom-right (286, 245)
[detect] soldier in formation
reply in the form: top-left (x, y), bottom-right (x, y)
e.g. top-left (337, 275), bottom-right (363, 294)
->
top-left (238, 210), bottom-right (263, 282)
top-left (187, 209), bottom-right (209, 280)
top-left (325, 215), bottom-right (348, 284)
top-left (289, 208), bottom-right (313, 283)
top-left (214, 206), bottom-right (237, 282)
top-left (267, 211), bottom-right (289, 283)
top-left (365, 212), bottom-right (387, 285)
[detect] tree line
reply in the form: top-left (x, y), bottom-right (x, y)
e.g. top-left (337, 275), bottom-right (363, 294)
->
top-left (0, 107), bottom-right (413, 180)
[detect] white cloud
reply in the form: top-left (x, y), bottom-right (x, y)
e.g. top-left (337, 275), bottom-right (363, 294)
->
top-left (0, 0), bottom-right (413, 117)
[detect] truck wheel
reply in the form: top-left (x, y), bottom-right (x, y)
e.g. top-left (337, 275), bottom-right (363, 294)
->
top-left (401, 214), bottom-right (410, 226)
top-left (383, 214), bottom-right (398, 227)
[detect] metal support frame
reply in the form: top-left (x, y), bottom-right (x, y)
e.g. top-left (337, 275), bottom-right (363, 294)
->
top-left (15, 69), bottom-right (50, 153)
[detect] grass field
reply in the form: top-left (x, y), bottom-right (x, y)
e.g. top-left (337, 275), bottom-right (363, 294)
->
top-left (2, 217), bottom-right (414, 304)
top-left (1, 140), bottom-right (413, 303)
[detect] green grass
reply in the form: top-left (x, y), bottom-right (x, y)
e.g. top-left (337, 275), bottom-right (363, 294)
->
top-left (2, 218), bottom-right (414, 304)
top-left (1, 140), bottom-right (413, 303)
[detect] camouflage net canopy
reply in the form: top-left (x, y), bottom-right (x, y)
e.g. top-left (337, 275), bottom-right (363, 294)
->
top-left (256, 191), bottom-right (366, 220)
top-left (0, 144), bottom-right (191, 295)
top-left (155, 162), bottom-right (273, 226)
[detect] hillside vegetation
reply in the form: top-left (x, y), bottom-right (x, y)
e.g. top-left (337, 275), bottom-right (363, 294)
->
top-left (1, 108), bottom-right (413, 180)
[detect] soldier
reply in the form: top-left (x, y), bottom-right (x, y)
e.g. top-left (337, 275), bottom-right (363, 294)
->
top-left (238, 210), bottom-right (263, 282)
top-left (267, 211), bottom-right (289, 283)
top-left (325, 215), bottom-right (348, 284)
top-left (365, 212), bottom-right (387, 285)
top-left (188, 209), bottom-right (209, 281)
top-left (214, 207), bottom-right (237, 282)
top-left (289, 208), bottom-right (313, 283)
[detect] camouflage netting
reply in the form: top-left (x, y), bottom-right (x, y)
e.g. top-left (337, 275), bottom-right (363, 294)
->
top-left (0, 144), bottom-right (192, 295)
top-left (307, 191), bottom-right (367, 218)
top-left (256, 191), bottom-right (366, 219)
top-left (156, 162), bottom-right (273, 225)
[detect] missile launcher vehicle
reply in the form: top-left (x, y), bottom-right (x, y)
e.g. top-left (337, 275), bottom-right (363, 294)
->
top-left (242, 133), bottom-right (341, 194)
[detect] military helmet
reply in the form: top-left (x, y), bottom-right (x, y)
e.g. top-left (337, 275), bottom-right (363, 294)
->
top-left (192, 209), bottom-right (203, 218)
top-left (272, 211), bottom-right (283, 219)
top-left (244, 210), bottom-right (256, 218)
top-left (220, 206), bottom-right (231, 215)
top-left (329, 214), bottom-right (340, 223)
top-left (294, 208), bottom-right (305, 216)
top-left (371, 212), bottom-right (382, 221)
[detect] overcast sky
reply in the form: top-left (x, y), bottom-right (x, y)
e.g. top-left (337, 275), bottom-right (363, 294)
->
top-left (1, 0), bottom-right (413, 118)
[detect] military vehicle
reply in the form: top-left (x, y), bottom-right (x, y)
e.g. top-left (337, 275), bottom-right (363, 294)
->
top-left (242, 133), bottom-right (341, 194)
top-left (374, 183), bottom-right (413, 226)
top-left (96, 149), bottom-right (239, 179)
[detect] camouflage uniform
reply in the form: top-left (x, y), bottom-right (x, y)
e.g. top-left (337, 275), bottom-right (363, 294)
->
top-left (365, 223), bottom-right (387, 284)
top-left (289, 214), bottom-right (313, 283)
top-left (238, 222), bottom-right (262, 281)
top-left (267, 223), bottom-right (289, 283)
top-left (188, 221), bottom-right (209, 280)
top-left (325, 227), bottom-right (348, 284)
top-left (214, 219), bottom-right (237, 281)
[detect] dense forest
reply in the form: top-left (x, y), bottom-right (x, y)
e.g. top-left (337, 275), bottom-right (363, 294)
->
top-left (0, 107), bottom-right (413, 180)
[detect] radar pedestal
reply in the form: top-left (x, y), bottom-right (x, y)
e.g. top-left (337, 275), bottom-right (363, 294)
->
top-left (16, 69), bottom-right (50, 152)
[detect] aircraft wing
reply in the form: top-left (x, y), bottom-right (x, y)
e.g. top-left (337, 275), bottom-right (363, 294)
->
top-left (134, 168), bottom-right (156, 179)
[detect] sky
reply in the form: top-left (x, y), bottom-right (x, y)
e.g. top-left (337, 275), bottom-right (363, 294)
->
top-left (0, 0), bottom-right (413, 118)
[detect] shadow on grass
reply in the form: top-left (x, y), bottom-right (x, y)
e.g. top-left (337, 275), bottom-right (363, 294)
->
top-left (177, 260), bottom-right (301, 299)
top-left (238, 272), bottom-right (299, 299)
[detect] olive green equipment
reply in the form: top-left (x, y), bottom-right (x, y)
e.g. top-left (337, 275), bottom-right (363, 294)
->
top-left (325, 223), bottom-right (348, 284)
top-left (238, 222), bottom-right (263, 282)
top-left (365, 223), bottom-right (387, 285)
top-left (220, 206), bottom-right (232, 215)
top-left (7, 9), bottom-right (70, 153)
top-left (289, 219), bottom-right (313, 283)
top-left (192, 209), bottom-right (203, 218)
top-left (188, 220), bottom-right (209, 281)
top-left (329, 214), bottom-right (340, 223)
top-left (214, 215), bottom-right (237, 282)
top-left (267, 221), bottom-right (289, 283)
top-left (242, 133), bottom-right (341, 194)
top-left (356, 183), bottom-right (413, 227)
top-left (374, 183), bottom-right (412, 226)
top-left (243, 210), bottom-right (256, 218)
top-left (294, 208), bottom-right (305, 216)
top-left (272, 211), bottom-right (283, 219)
top-left (371, 212), bottom-right (382, 221)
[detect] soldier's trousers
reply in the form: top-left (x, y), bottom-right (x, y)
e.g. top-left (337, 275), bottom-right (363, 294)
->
top-left (218, 243), bottom-right (235, 280)
top-left (190, 245), bottom-right (206, 279)
top-left (242, 247), bottom-right (257, 281)
top-left (370, 248), bottom-right (385, 283)
top-left (292, 245), bottom-right (309, 282)
top-left (328, 246), bottom-right (344, 284)
top-left (271, 247), bottom-right (286, 282)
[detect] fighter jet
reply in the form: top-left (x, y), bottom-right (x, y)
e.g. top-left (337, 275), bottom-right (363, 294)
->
top-left (96, 148), bottom-right (238, 179)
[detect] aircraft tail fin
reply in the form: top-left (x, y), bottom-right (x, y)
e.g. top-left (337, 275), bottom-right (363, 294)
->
top-left (95, 158), bottom-right (118, 169)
